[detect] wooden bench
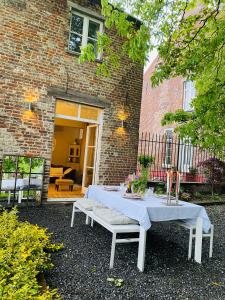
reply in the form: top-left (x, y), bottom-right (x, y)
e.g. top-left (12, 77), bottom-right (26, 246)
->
top-left (71, 199), bottom-right (140, 268)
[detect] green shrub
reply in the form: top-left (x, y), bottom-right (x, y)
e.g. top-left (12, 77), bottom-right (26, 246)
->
top-left (0, 209), bottom-right (63, 299)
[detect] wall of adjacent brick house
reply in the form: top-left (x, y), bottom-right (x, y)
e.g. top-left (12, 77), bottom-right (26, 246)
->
top-left (140, 57), bottom-right (184, 135)
top-left (0, 0), bottom-right (143, 200)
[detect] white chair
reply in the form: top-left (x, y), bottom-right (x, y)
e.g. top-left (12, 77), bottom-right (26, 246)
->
top-left (175, 221), bottom-right (214, 260)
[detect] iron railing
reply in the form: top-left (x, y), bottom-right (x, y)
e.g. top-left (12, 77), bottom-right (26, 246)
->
top-left (138, 133), bottom-right (214, 183)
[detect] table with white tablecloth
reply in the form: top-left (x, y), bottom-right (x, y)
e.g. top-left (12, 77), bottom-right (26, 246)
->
top-left (87, 185), bottom-right (211, 271)
top-left (1, 178), bottom-right (42, 204)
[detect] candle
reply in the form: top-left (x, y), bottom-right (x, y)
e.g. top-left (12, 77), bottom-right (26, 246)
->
top-left (169, 170), bottom-right (173, 193)
top-left (166, 171), bottom-right (169, 194)
top-left (176, 172), bottom-right (181, 199)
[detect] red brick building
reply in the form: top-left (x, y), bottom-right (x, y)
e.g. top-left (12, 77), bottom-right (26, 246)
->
top-left (0, 0), bottom-right (143, 201)
top-left (138, 57), bottom-right (205, 182)
top-left (140, 57), bottom-right (195, 136)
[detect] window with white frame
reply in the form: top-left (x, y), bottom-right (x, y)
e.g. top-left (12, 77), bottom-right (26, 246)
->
top-left (68, 10), bottom-right (103, 59)
top-left (164, 129), bottom-right (174, 167)
top-left (183, 80), bottom-right (196, 111)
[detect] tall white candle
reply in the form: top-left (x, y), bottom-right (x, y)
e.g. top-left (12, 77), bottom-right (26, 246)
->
top-left (166, 171), bottom-right (169, 194)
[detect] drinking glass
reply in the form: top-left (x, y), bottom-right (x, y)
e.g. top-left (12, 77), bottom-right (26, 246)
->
top-left (120, 183), bottom-right (126, 195)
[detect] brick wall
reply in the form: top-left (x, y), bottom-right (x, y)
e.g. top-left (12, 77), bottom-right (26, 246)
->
top-left (0, 0), bottom-right (143, 199)
top-left (140, 57), bottom-right (184, 135)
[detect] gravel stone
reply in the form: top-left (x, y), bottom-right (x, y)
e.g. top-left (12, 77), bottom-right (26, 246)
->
top-left (19, 204), bottom-right (225, 300)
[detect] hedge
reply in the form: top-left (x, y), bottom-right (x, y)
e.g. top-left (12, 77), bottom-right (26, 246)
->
top-left (0, 209), bottom-right (63, 299)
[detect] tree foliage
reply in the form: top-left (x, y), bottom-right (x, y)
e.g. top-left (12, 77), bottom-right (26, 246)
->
top-left (80, 0), bottom-right (225, 157)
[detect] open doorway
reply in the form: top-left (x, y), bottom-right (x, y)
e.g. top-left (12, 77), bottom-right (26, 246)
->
top-left (48, 100), bottom-right (102, 200)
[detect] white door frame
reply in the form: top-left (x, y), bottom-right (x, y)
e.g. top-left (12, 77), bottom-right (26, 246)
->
top-left (82, 124), bottom-right (99, 193)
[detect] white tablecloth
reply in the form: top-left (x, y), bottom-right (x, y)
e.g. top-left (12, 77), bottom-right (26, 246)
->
top-left (87, 185), bottom-right (211, 233)
top-left (1, 178), bottom-right (42, 190)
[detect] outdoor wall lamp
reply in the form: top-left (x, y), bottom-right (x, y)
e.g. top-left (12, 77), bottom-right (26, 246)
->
top-left (120, 120), bottom-right (127, 128)
top-left (25, 102), bottom-right (34, 112)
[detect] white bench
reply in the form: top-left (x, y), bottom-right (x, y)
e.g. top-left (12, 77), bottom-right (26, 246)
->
top-left (174, 220), bottom-right (214, 260)
top-left (71, 199), bottom-right (140, 268)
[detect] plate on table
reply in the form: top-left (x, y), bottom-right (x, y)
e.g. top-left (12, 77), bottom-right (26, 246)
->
top-left (154, 194), bottom-right (176, 200)
top-left (103, 186), bottom-right (120, 192)
top-left (122, 193), bottom-right (143, 200)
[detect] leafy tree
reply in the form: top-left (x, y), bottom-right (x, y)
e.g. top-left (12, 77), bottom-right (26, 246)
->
top-left (80, 0), bottom-right (225, 158)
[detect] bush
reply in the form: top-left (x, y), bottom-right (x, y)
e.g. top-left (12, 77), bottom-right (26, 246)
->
top-left (0, 209), bottom-right (63, 299)
top-left (138, 155), bottom-right (154, 169)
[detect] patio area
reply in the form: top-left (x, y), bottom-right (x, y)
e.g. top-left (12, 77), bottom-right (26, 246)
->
top-left (19, 204), bottom-right (225, 300)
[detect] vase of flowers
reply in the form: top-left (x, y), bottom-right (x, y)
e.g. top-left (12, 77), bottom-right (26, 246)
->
top-left (129, 168), bottom-right (148, 196)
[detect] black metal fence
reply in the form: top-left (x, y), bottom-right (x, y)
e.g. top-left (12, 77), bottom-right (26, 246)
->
top-left (138, 133), bottom-right (215, 184)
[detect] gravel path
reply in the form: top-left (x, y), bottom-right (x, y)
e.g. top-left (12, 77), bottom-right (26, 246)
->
top-left (19, 204), bottom-right (225, 300)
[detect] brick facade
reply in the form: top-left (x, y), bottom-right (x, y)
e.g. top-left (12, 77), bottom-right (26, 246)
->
top-left (140, 57), bottom-right (184, 135)
top-left (0, 0), bottom-right (143, 200)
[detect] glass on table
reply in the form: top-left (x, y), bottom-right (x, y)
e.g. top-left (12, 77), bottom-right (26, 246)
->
top-left (144, 187), bottom-right (154, 199)
top-left (120, 183), bottom-right (127, 195)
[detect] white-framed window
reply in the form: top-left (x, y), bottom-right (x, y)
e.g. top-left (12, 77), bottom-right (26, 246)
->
top-left (164, 128), bottom-right (174, 167)
top-left (178, 137), bottom-right (193, 172)
top-left (68, 10), bottom-right (103, 59)
top-left (55, 100), bottom-right (102, 124)
top-left (183, 80), bottom-right (196, 111)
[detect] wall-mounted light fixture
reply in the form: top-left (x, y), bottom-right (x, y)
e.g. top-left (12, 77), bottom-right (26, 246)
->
top-left (120, 120), bottom-right (127, 129)
top-left (25, 102), bottom-right (34, 112)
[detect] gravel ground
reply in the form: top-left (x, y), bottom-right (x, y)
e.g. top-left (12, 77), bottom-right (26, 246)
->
top-left (19, 204), bottom-right (225, 300)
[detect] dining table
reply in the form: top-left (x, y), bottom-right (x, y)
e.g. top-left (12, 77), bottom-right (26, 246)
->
top-left (86, 185), bottom-right (212, 272)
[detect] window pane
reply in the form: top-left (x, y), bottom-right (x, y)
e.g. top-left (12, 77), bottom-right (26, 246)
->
top-left (88, 127), bottom-right (97, 146)
top-left (55, 100), bottom-right (79, 118)
top-left (71, 14), bottom-right (84, 34)
top-left (80, 105), bottom-right (99, 121)
top-left (87, 38), bottom-right (98, 56)
top-left (2, 156), bottom-right (17, 173)
top-left (87, 148), bottom-right (95, 167)
top-left (31, 158), bottom-right (44, 173)
top-left (88, 20), bottom-right (100, 39)
top-left (184, 81), bottom-right (195, 111)
top-left (69, 33), bottom-right (82, 53)
top-left (18, 157), bottom-right (31, 174)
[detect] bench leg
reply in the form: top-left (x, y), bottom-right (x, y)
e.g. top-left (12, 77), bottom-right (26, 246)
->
top-left (209, 225), bottom-right (214, 258)
top-left (188, 228), bottom-right (193, 260)
top-left (91, 218), bottom-right (94, 227)
top-left (86, 215), bottom-right (91, 225)
top-left (194, 217), bottom-right (203, 263)
top-left (71, 203), bottom-right (76, 227)
top-left (137, 227), bottom-right (147, 272)
top-left (110, 233), bottom-right (116, 269)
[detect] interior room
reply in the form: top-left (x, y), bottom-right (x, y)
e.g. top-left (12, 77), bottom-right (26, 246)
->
top-left (48, 117), bottom-right (87, 198)
top-left (48, 100), bottom-right (101, 199)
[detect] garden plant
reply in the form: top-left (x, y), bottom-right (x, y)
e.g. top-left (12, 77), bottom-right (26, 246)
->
top-left (0, 209), bottom-right (63, 299)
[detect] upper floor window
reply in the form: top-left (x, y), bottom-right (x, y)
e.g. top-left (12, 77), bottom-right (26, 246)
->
top-left (183, 80), bottom-right (196, 111)
top-left (68, 11), bottom-right (103, 59)
top-left (164, 128), bottom-right (174, 167)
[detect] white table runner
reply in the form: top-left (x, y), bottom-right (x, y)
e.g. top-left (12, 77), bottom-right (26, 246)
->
top-left (87, 185), bottom-right (211, 232)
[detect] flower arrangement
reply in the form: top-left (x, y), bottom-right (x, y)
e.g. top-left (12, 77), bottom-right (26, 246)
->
top-left (127, 168), bottom-right (148, 195)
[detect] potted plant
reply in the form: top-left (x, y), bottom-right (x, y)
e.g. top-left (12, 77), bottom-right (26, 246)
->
top-left (138, 155), bottom-right (154, 180)
top-left (138, 155), bottom-right (154, 169)
top-left (183, 167), bottom-right (198, 182)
